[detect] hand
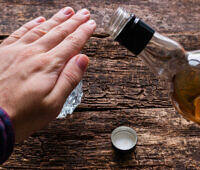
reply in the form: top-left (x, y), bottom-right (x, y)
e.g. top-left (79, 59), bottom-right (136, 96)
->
top-left (0, 7), bottom-right (96, 142)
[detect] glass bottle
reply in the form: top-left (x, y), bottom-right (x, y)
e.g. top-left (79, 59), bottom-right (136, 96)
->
top-left (106, 7), bottom-right (200, 124)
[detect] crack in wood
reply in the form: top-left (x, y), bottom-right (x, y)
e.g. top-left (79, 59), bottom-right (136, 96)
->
top-left (0, 33), bottom-right (110, 40)
top-left (0, 35), bottom-right (8, 40)
top-left (92, 33), bottom-right (110, 38)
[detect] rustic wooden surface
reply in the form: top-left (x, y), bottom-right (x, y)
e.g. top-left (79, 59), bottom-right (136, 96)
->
top-left (0, 0), bottom-right (200, 169)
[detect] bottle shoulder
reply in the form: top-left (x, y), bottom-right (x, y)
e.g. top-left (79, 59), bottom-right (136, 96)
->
top-left (139, 32), bottom-right (188, 79)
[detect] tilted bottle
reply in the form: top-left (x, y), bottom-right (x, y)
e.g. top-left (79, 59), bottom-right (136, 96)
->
top-left (106, 8), bottom-right (200, 124)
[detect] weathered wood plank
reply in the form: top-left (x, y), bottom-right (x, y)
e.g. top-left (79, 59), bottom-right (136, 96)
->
top-left (0, 0), bottom-right (200, 169)
top-left (0, 0), bottom-right (200, 35)
top-left (0, 30), bottom-right (200, 169)
top-left (81, 32), bottom-right (200, 110)
top-left (0, 33), bottom-right (200, 110)
top-left (1, 108), bottom-right (200, 169)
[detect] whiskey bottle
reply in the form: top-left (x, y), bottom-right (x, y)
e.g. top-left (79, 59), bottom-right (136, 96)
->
top-left (106, 8), bottom-right (200, 124)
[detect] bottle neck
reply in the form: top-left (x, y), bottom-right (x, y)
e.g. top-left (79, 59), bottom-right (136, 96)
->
top-left (106, 8), bottom-right (188, 80)
top-left (139, 32), bottom-right (187, 79)
top-left (106, 8), bottom-right (131, 40)
top-left (107, 8), bottom-right (155, 55)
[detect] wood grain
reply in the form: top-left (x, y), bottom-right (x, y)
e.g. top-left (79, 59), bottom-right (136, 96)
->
top-left (80, 33), bottom-right (200, 111)
top-left (0, 0), bottom-right (200, 35)
top-left (0, 0), bottom-right (200, 169)
top-left (2, 108), bottom-right (200, 169)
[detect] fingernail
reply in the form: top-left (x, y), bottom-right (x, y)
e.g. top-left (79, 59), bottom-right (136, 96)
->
top-left (79, 8), bottom-right (90, 15)
top-left (35, 17), bottom-right (45, 23)
top-left (76, 55), bottom-right (89, 71)
top-left (62, 7), bottom-right (73, 15)
top-left (87, 19), bottom-right (96, 25)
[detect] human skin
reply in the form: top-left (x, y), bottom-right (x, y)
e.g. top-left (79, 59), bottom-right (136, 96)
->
top-left (0, 7), bottom-right (96, 142)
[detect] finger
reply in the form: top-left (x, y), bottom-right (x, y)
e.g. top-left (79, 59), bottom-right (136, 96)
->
top-left (1, 17), bottom-right (45, 46)
top-left (47, 19), bottom-right (96, 65)
top-left (34, 8), bottom-right (90, 51)
top-left (45, 54), bottom-right (89, 112)
top-left (20, 7), bottom-right (74, 44)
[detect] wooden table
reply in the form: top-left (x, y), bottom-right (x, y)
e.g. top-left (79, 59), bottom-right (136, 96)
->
top-left (1, 0), bottom-right (200, 169)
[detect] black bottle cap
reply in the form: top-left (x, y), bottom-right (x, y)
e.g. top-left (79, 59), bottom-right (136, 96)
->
top-left (115, 15), bottom-right (155, 55)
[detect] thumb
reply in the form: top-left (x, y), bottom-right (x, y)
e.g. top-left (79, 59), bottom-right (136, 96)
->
top-left (45, 54), bottom-right (89, 112)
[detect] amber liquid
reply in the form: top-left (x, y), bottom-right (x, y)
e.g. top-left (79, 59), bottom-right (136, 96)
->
top-left (138, 32), bottom-right (200, 124)
top-left (172, 67), bottom-right (200, 124)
